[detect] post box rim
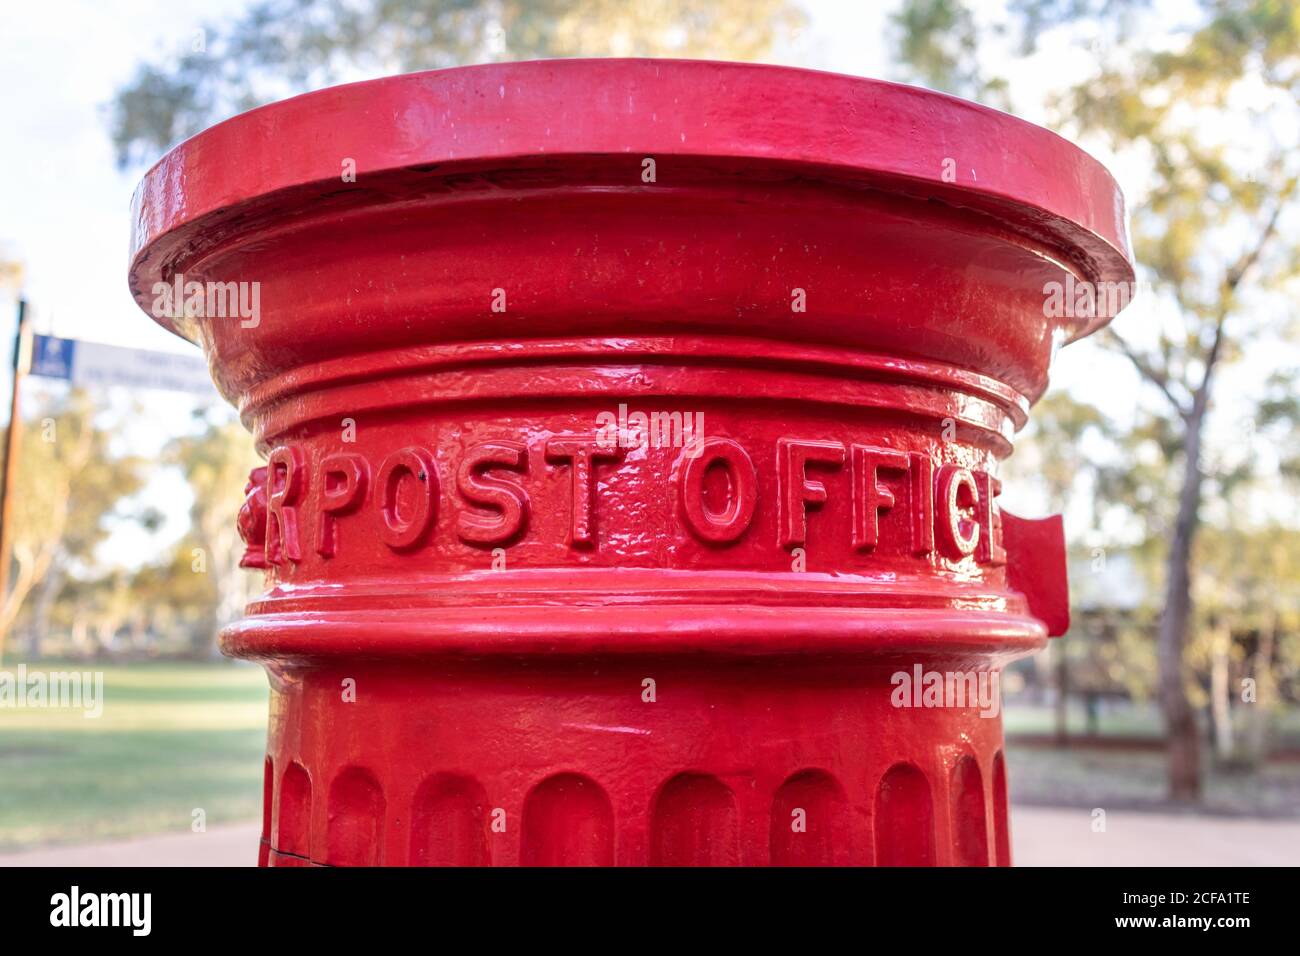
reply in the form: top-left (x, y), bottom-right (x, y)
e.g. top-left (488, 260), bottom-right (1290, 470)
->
top-left (127, 56), bottom-right (1135, 344)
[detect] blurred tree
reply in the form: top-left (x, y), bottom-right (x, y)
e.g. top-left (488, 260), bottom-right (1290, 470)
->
top-left (165, 416), bottom-right (264, 652)
top-left (1003, 391), bottom-right (1113, 519)
top-left (1201, 372), bottom-right (1300, 764)
top-left (1192, 525), bottom-right (1300, 763)
top-left (891, 0), bottom-right (1011, 106)
top-left (110, 0), bottom-right (805, 167)
top-left (0, 392), bottom-right (147, 653)
top-left (130, 541), bottom-right (230, 656)
top-left (1002, 392), bottom-right (1114, 741)
top-left (0, 259), bottom-right (23, 291)
top-left (893, 0), bottom-right (1300, 800)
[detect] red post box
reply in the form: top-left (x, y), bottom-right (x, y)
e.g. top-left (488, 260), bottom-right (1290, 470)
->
top-left (129, 59), bottom-right (1133, 866)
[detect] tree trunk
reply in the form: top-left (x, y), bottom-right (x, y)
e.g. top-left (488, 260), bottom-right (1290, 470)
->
top-left (23, 560), bottom-right (63, 659)
top-left (1158, 409), bottom-right (1205, 801)
top-left (1244, 616), bottom-right (1277, 765)
top-left (1209, 622), bottom-right (1233, 762)
top-left (1054, 641), bottom-right (1070, 746)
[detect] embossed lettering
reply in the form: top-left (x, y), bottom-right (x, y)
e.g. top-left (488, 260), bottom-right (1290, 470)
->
top-left (937, 464), bottom-right (980, 559)
top-left (909, 451), bottom-right (935, 556)
top-left (457, 440), bottom-right (530, 546)
top-left (678, 438), bottom-right (758, 544)
top-left (545, 437), bottom-right (622, 548)
top-left (239, 436), bottom-right (1008, 567)
top-left (316, 453), bottom-right (369, 558)
top-left (975, 471), bottom-right (1006, 566)
top-left (851, 444), bottom-right (908, 551)
top-left (377, 447), bottom-right (438, 551)
top-left (778, 438), bottom-right (845, 549)
top-left (265, 446), bottom-right (305, 565)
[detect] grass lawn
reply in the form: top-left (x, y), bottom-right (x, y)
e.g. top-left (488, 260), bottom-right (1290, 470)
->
top-left (0, 660), bottom-right (268, 851)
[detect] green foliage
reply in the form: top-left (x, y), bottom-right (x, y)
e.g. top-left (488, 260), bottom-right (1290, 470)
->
top-left (135, 415), bottom-right (264, 653)
top-left (3, 392), bottom-right (148, 641)
top-left (1003, 391), bottom-right (1112, 515)
top-left (890, 0), bottom-right (1005, 103)
top-left (7, 403), bottom-right (263, 658)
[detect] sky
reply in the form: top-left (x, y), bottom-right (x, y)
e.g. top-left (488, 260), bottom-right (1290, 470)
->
top-left (0, 0), bottom-right (1294, 568)
top-left (0, 0), bottom-right (254, 562)
top-left (1, 0), bottom-right (251, 352)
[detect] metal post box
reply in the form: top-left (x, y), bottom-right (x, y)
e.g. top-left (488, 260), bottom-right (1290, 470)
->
top-left (129, 59), bottom-right (1133, 866)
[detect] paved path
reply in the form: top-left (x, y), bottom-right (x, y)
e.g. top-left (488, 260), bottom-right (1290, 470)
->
top-left (0, 824), bottom-right (260, 867)
top-left (1012, 805), bottom-right (1300, 866)
top-left (2, 806), bottom-right (1297, 866)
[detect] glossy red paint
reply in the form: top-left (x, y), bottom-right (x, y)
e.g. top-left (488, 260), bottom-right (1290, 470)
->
top-left (129, 59), bottom-right (1134, 866)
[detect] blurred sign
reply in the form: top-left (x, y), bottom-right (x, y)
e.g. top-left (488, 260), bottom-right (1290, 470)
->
top-left (29, 335), bottom-right (214, 396)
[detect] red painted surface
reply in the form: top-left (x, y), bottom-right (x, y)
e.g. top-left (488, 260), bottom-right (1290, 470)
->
top-left (129, 59), bottom-right (1134, 866)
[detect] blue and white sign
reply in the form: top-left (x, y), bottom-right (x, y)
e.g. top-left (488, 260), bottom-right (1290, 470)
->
top-left (29, 335), bottom-right (215, 396)
top-left (30, 334), bottom-right (74, 380)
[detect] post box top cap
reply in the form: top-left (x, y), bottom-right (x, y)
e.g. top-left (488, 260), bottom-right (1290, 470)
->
top-left (129, 58), bottom-right (1134, 338)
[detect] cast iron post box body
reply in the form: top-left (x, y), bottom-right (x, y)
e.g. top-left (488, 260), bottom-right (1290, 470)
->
top-left (129, 59), bottom-right (1134, 866)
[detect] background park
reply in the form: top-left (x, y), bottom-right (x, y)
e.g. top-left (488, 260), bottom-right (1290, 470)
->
top-left (1, 0), bottom-right (1298, 864)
